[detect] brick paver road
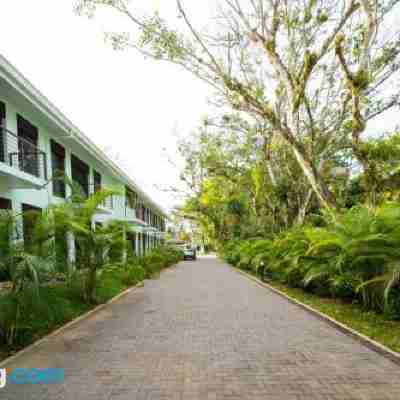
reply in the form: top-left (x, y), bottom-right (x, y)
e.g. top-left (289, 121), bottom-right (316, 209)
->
top-left (3, 257), bottom-right (400, 399)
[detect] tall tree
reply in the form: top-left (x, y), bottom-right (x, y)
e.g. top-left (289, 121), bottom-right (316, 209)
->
top-left (75, 0), bottom-right (400, 210)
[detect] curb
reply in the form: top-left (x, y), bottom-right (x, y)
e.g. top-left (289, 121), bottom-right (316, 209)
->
top-left (0, 281), bottom-right (144, 368)
top-left (233, 267), bottom-right (400, 367)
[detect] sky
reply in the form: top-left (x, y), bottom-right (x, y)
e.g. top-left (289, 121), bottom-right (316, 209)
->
top-left (0, 0), bottom-right (215, 212)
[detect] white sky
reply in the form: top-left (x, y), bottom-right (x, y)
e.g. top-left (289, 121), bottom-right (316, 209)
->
top-left (0, 0), bottom-right (215, 212)
top-left (0, 1), bottom-right (398, 212)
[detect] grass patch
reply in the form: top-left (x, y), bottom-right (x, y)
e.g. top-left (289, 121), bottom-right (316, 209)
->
top-left (264, 279), bottom-right (400, 353)
top-left (0, 270), bottom-right (133, 362)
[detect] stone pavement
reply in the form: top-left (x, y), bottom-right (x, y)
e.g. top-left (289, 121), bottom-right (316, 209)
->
top-left (2, 256), bottom-right (400, 400)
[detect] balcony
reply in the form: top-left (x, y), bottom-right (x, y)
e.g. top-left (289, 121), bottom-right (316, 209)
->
top-left (0, 126), bottom-right (47, 188)
top-left (91, 186), bottom-right (114, 215)
top-left (125, 206), bottom-right (148, 226)
top-left (125, 206), bottom-right (136, 222)
top-left (101, 195), bottom-right (114, 211)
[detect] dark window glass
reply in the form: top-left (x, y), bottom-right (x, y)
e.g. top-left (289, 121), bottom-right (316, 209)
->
top-left (51, 140), bottom-right (66, 198)
top-left (71, 154), bottom-right (89, 197)
top-left (0, 197), bottom-right (11, 210)
top-left (126, 187), bottom-right (137, 209)
top-left (94, 170), bottom-right (101, 193)
top-left (17, 115), bottom-right (39, 177)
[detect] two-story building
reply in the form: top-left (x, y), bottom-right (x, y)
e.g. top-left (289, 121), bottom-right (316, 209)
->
top-left (0, 54), bottom-right (167, 265)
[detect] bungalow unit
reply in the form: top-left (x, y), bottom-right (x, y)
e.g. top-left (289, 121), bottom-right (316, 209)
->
top-left (0, 54), bottom-right (167, 266)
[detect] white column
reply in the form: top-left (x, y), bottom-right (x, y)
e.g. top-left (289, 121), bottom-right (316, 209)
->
top-left (65, 149), bottom-right (72, 195)
top-left (12, 200), bottom-right (23, 244)
top-left (65, 149), bottom-right (76, 272)
top-left (88, 167), bottom-right (94, 195)
top-left (44, 137), bottom-right (53, 200)
top-left (122, 226), bottom-right (127, 263)
top-left (66, 231), bottom-right (76, 273)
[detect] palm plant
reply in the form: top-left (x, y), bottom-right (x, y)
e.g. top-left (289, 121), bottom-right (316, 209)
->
top-left (0, 210), bottom-right (55, 345)
top-left (0, 210), bottom-right (16, 281)
top-left (268, 227), bottom-right (311, 287)
top-left (352, 203), bottom-right (400, 312)
top-left (270, 203), bottom-right (400, 311)
top-left (53, 181), bottom-right (124, 303)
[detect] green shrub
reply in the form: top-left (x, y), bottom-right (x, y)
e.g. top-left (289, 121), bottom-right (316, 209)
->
top-left (121, 265), bottom-right (146, 286)
top-left (126, 246), bottom-right (183, 279)
top-left (222, 202), bottom-right (400, 318)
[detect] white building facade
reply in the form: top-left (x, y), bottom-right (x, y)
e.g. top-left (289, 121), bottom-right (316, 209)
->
top-left (0, 55), bottom-right (166, 262)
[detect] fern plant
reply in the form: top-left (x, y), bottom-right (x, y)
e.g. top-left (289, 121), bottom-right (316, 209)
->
top-left (52, 182), bottom-right (124, 303)
top-left (223, 202), bottom-right (400, 317)
top-left (0, 210), bottom-right (55, 345)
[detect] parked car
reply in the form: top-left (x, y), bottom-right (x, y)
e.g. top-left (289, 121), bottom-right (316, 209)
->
top-left (183, 245), bottom-right (197, 260)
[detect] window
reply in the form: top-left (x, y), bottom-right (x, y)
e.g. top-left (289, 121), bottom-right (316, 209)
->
top-left (0, 197), bottom-right (11, 210)
top-left (137, 203), bottom-right (145, 221)
top-left (71, 154), bottom-right (89, 197)
top-left (161, 218), bottom-right (166, 232)
top-left (0, 101), bottom-right (6, 163)
top-left (51, 140), bottom-right (66, 198)
top-left (126, 187), bottom-right (137, 209)
top-left (94, 170), bottom-right (101, 192)
top-left (17, 115), bottom-right (39, 177)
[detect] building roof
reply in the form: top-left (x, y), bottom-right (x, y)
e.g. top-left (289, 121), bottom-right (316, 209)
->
top-left (0, 54), bottom-right (167, 217)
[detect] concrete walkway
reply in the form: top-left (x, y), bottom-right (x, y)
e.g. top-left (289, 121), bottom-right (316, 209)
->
top-left (3, 257), bottom-right (400, 400)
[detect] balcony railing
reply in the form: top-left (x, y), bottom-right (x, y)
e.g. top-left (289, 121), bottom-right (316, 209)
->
top-left (125, 206), bottom-right (136, 221)
top-left (0, 125), bottom-right (47, 180)
top-left (102, 195), bottom-right (114, 210)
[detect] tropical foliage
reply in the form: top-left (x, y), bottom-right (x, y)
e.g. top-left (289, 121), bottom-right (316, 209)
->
top-left (222, 202), bottom-right (400, 319)
top-left (73, 1), bottom-right (400, 325)
top-left (0, 243), bottom-right (182, 349)
top-left (0, 183), bottom-right (182, 348)
top-left (76, 0), bottom-right (400, 210)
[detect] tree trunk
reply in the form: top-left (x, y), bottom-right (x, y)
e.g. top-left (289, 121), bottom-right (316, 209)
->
top-left (296, 189), bottom-right (313, 225)
top-left (292, 147), bottom-right (338, 211)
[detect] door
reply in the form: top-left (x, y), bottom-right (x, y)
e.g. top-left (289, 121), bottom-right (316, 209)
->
top-left (17, 115), bottom-right (39, 176)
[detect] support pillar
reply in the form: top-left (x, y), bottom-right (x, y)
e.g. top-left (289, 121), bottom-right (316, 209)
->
top-left (66, 231), bottom-right (76, 274)
top-left (122, 226), bottom-right (127, 264)
top-left (136, 232), bottom-right (140, 256)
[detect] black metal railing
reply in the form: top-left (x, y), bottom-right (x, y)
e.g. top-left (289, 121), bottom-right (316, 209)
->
top-left (0, 125), bottom-right (47, 180)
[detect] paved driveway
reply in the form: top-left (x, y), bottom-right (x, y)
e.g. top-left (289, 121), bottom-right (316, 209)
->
top-left (2, 257), bottom-right (400, 399)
